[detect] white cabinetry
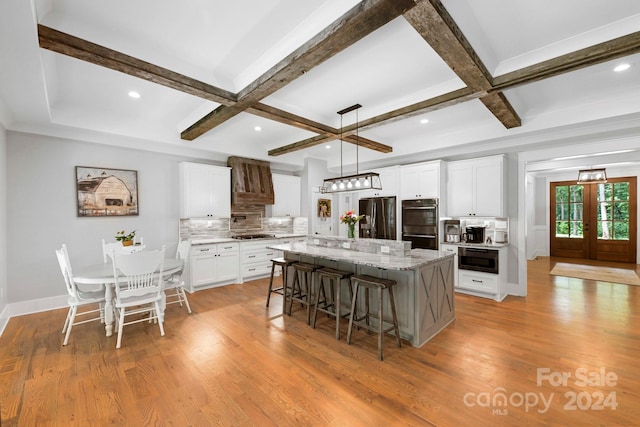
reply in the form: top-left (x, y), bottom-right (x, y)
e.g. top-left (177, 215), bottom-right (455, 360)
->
top-left (440, 243), bottom-right (458, 288)
top-left (188, 242), bottom-right (239, 291)
top-left (240, 239), bottom-right (279, 282)
top-left (400, 161), bottom-right (444, 200)
top-left (456, 246), bottom-right (507, 301)
top-left (179, 162), bottom-right (231, 218)
top-left (358, 166), bottom-right (398, 198)
top-left (268, 174), bottom-right (301, 217)
top-left (447, 155), bottom-right (504, 217)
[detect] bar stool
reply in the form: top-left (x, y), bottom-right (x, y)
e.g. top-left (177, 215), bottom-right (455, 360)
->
top-left (347, 274), bottom-right (401, 361)
top-left (288, 262), bottom-right (321, 324)
top-left (312, 268), bottom-right (353, 340)
top-left (266, 257), bottom-right (298, 313)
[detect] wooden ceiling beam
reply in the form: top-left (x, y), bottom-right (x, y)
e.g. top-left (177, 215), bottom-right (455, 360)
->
top-left (403, 0), bottom-right (521, 128)
top-left (492, 31), bottom-right (640, 89)
top-left (180, 0), bottom-right (418, 140)
top-left (38, 24), bottom-right (237, 105)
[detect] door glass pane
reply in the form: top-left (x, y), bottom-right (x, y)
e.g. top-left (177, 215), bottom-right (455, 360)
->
top-left (613, 182), bottom-right (629, 201)
top-left (556, 204), bottom-right (569, 221)
top-left (613, 202), bottom-right (629, 220)
top-left (597, 221), bottom-right (612, 240)
top-left (556, 221), bottom-right (569, 237)
top-left (570, 221), bottom-right (583, 238)
top-left (556, 186), bottom-right (568, 202)
top-left (570, 203), bottom-right (583, 220)
top-left (614, 222), bottom-right (629, 240)
top-left (570, 185), bottom-right (583, 202)
top-left (597, 183), bottom-right (612, 202)
top-left (597, 202), bottom-right (611, 220)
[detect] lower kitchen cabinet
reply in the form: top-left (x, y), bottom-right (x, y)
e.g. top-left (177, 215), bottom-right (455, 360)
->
top-left (455, 246), bottom-right (508, 301)
top-left (440, 243), bottom-right (459, 288)
top-left (240, 239), bottom-right (279, 282)
top-left (188, 242), bottom-right (239, 291)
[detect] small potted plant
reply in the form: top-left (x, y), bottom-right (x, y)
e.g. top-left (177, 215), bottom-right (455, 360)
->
top-left (115, 230), bottom-right (136, 246)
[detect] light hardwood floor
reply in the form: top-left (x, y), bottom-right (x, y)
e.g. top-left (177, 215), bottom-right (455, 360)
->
top-left (1, 257), bottom-right (639, 426)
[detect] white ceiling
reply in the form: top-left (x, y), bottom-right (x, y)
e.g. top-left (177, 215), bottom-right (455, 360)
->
top-left (1, 0), bottom-right (639, 173)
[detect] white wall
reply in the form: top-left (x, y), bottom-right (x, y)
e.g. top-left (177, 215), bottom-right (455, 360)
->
top-left (6, 131), bottom-right (207, 307)
top-left (0, 122), bottom-right (8, 332)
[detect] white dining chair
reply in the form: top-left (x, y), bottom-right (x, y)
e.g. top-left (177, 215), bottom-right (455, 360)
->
top-left (102, 239), bottom-right (123, 263)
top-left (111, 247), bottom-right (166, 349)
top-left (56, 244), bottom-right (106, 346)
top-left (163, 240), bottom-right (192, 314)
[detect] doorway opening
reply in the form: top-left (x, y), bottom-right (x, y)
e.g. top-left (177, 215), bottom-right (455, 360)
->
top-left (550, 176), bottom-right (636, 263)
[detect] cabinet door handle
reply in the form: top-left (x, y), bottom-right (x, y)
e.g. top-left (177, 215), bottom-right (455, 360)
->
top-left (200, 248), bottom-right (210, 252)
top-left (248, 255), bottom-right (256, 258)
top-left (472, 279), bottom-right (483, 283)
top-left (248, 268), bottom-right (256, 271)
top-left (223, 246), bottom-right (233, 249)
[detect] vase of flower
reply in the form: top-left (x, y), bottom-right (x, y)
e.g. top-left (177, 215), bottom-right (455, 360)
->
top-left (340, 210), bottom-right (363, 239)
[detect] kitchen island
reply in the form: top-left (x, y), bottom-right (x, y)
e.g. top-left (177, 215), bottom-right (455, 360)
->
top-left (268, 239), bottom-right (456, 347)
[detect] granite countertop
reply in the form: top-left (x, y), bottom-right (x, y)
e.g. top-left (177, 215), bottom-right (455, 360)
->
top-left (440, 241), bottom-right (509, 249)
top-left (268, 242), bottom-right (454, 271)
top-left (189, 234), bottom-right (306, 245)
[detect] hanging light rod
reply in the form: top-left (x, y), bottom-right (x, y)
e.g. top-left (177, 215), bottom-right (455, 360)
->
top-left (321, 103), bottom-right (383, 193)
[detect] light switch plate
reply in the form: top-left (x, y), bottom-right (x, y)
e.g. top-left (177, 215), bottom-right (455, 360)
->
top-left (381, 246), bottom-right (390, 254)
top-left (342, 242), bottom-right (350, 249)
top-left (313, 239), bottom-right (320, 245)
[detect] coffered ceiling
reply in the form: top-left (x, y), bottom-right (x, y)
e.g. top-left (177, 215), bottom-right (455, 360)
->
top-left (1, 0), bottom-right (639, 172)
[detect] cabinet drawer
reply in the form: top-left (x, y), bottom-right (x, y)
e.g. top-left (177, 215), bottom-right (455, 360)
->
top-left (242, 261), bottom-right (273, 277)
top-left (458, 271), bottom-right (498, 293)
top-left (217, 242), bottom-right (239, 253)
top-left (242, 249), bottom-right (277, 263)
top-left (192, 245), bottom-right (216, 255)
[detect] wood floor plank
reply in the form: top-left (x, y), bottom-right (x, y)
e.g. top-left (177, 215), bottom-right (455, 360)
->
top-left (1, 256), bottom-right (639, 426)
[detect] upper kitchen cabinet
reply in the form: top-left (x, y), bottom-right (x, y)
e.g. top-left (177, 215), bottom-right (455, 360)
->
top-left (400, 161), bottom-right (444, 200)
top-left (179, 162), bottom-right (231, 218)
top-left (358, 166), bottom-right (398, 198)
top-left (227, 156), bottom-right (275, 205)
top-left (447, 155), bottom-right (505, 217)
top-left (268, 173), bottom-right (301, 217)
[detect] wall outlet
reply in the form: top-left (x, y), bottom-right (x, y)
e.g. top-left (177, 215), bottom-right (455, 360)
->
top-left (342, 242), bottom-right (350, 249)
top-left (313, 239), bottom-right (320, 245)
top-left (381, 246), bottom-right (390, 254)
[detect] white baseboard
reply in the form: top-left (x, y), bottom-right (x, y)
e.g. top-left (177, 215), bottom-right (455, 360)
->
top-left (0, 295), bottom-right (67, 337)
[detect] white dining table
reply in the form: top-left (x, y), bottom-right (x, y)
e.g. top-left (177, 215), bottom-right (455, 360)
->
top-left (73, 258), bottom-right (183, 337)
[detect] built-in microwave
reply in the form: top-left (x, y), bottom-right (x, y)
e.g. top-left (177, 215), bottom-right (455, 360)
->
top-left (458, 247), bottom-right (499, 274)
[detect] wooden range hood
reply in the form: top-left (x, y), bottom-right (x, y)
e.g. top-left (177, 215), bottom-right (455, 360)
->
top-left (227, 156), bottom-right (274, 205)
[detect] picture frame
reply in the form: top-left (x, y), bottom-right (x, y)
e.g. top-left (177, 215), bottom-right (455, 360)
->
top-left (318, 198), bottom-right (331, 220)
top-left (76, 166), bottom-right (139, 217)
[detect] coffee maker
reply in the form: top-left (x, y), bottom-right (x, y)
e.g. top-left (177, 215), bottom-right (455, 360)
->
top-left (464, 225), bottom-right (486, 244)
top-left (444, 220), bottom-right (461, 243)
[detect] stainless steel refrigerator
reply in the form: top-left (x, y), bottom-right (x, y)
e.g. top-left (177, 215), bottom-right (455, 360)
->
top-left (358, 197), bottom-right (397, 240)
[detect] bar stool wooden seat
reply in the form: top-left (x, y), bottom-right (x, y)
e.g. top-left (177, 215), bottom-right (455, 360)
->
top-left (347, 274), bottom-right (401, 361)
top-left (266, 257), bottom-right (298, 313)
top-left (312, 267), bottom-right (354, 340)
top-left (288, 262), bottom-right (321, 324)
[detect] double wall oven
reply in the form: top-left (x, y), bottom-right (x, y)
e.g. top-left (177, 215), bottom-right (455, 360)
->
top-left (401, 199), bottom-right (438, 250)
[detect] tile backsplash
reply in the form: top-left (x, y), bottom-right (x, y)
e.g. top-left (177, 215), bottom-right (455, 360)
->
top-left (179, 216), bottom-right (309, 240)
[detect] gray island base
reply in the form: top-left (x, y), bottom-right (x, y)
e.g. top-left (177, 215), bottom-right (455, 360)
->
top-left (268, 238), bottom-right (456, 348)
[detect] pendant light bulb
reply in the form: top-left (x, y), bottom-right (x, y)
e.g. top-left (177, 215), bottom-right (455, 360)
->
top-left (339, 181), bottom-right (345, 190)
top-left (355, 180), bottom-right (361, 188)
top-left (347, 181), bottom-right (353, 189)
top-left (364, 177), bottom-right (370, 187)
top-left (331, 182), bottom-right (338, 190)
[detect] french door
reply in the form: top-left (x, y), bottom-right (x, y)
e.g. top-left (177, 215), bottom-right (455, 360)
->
top-left (550, 177), bottom-right (637, 263)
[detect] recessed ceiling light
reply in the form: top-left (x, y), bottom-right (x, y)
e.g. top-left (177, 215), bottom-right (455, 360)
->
top-left (614, 63), bottom-right (630, 72)
top-left (128, 91), bottom-right (140, 99)
top-left (325, 145), bottom-right (331, 149)
top-left (420, 118), bottom-right (429, 124)
top-left (254, 126), bottom-right (262, 132)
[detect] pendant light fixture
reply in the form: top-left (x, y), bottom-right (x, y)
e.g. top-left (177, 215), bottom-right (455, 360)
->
top-left (321, 104), bottom-right (381, 193)
top-left (577, 168), bottom-right (607, 184)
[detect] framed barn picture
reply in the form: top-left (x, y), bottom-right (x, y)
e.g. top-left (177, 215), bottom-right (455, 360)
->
top-left (76, 166), bottom-right (139, 217)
